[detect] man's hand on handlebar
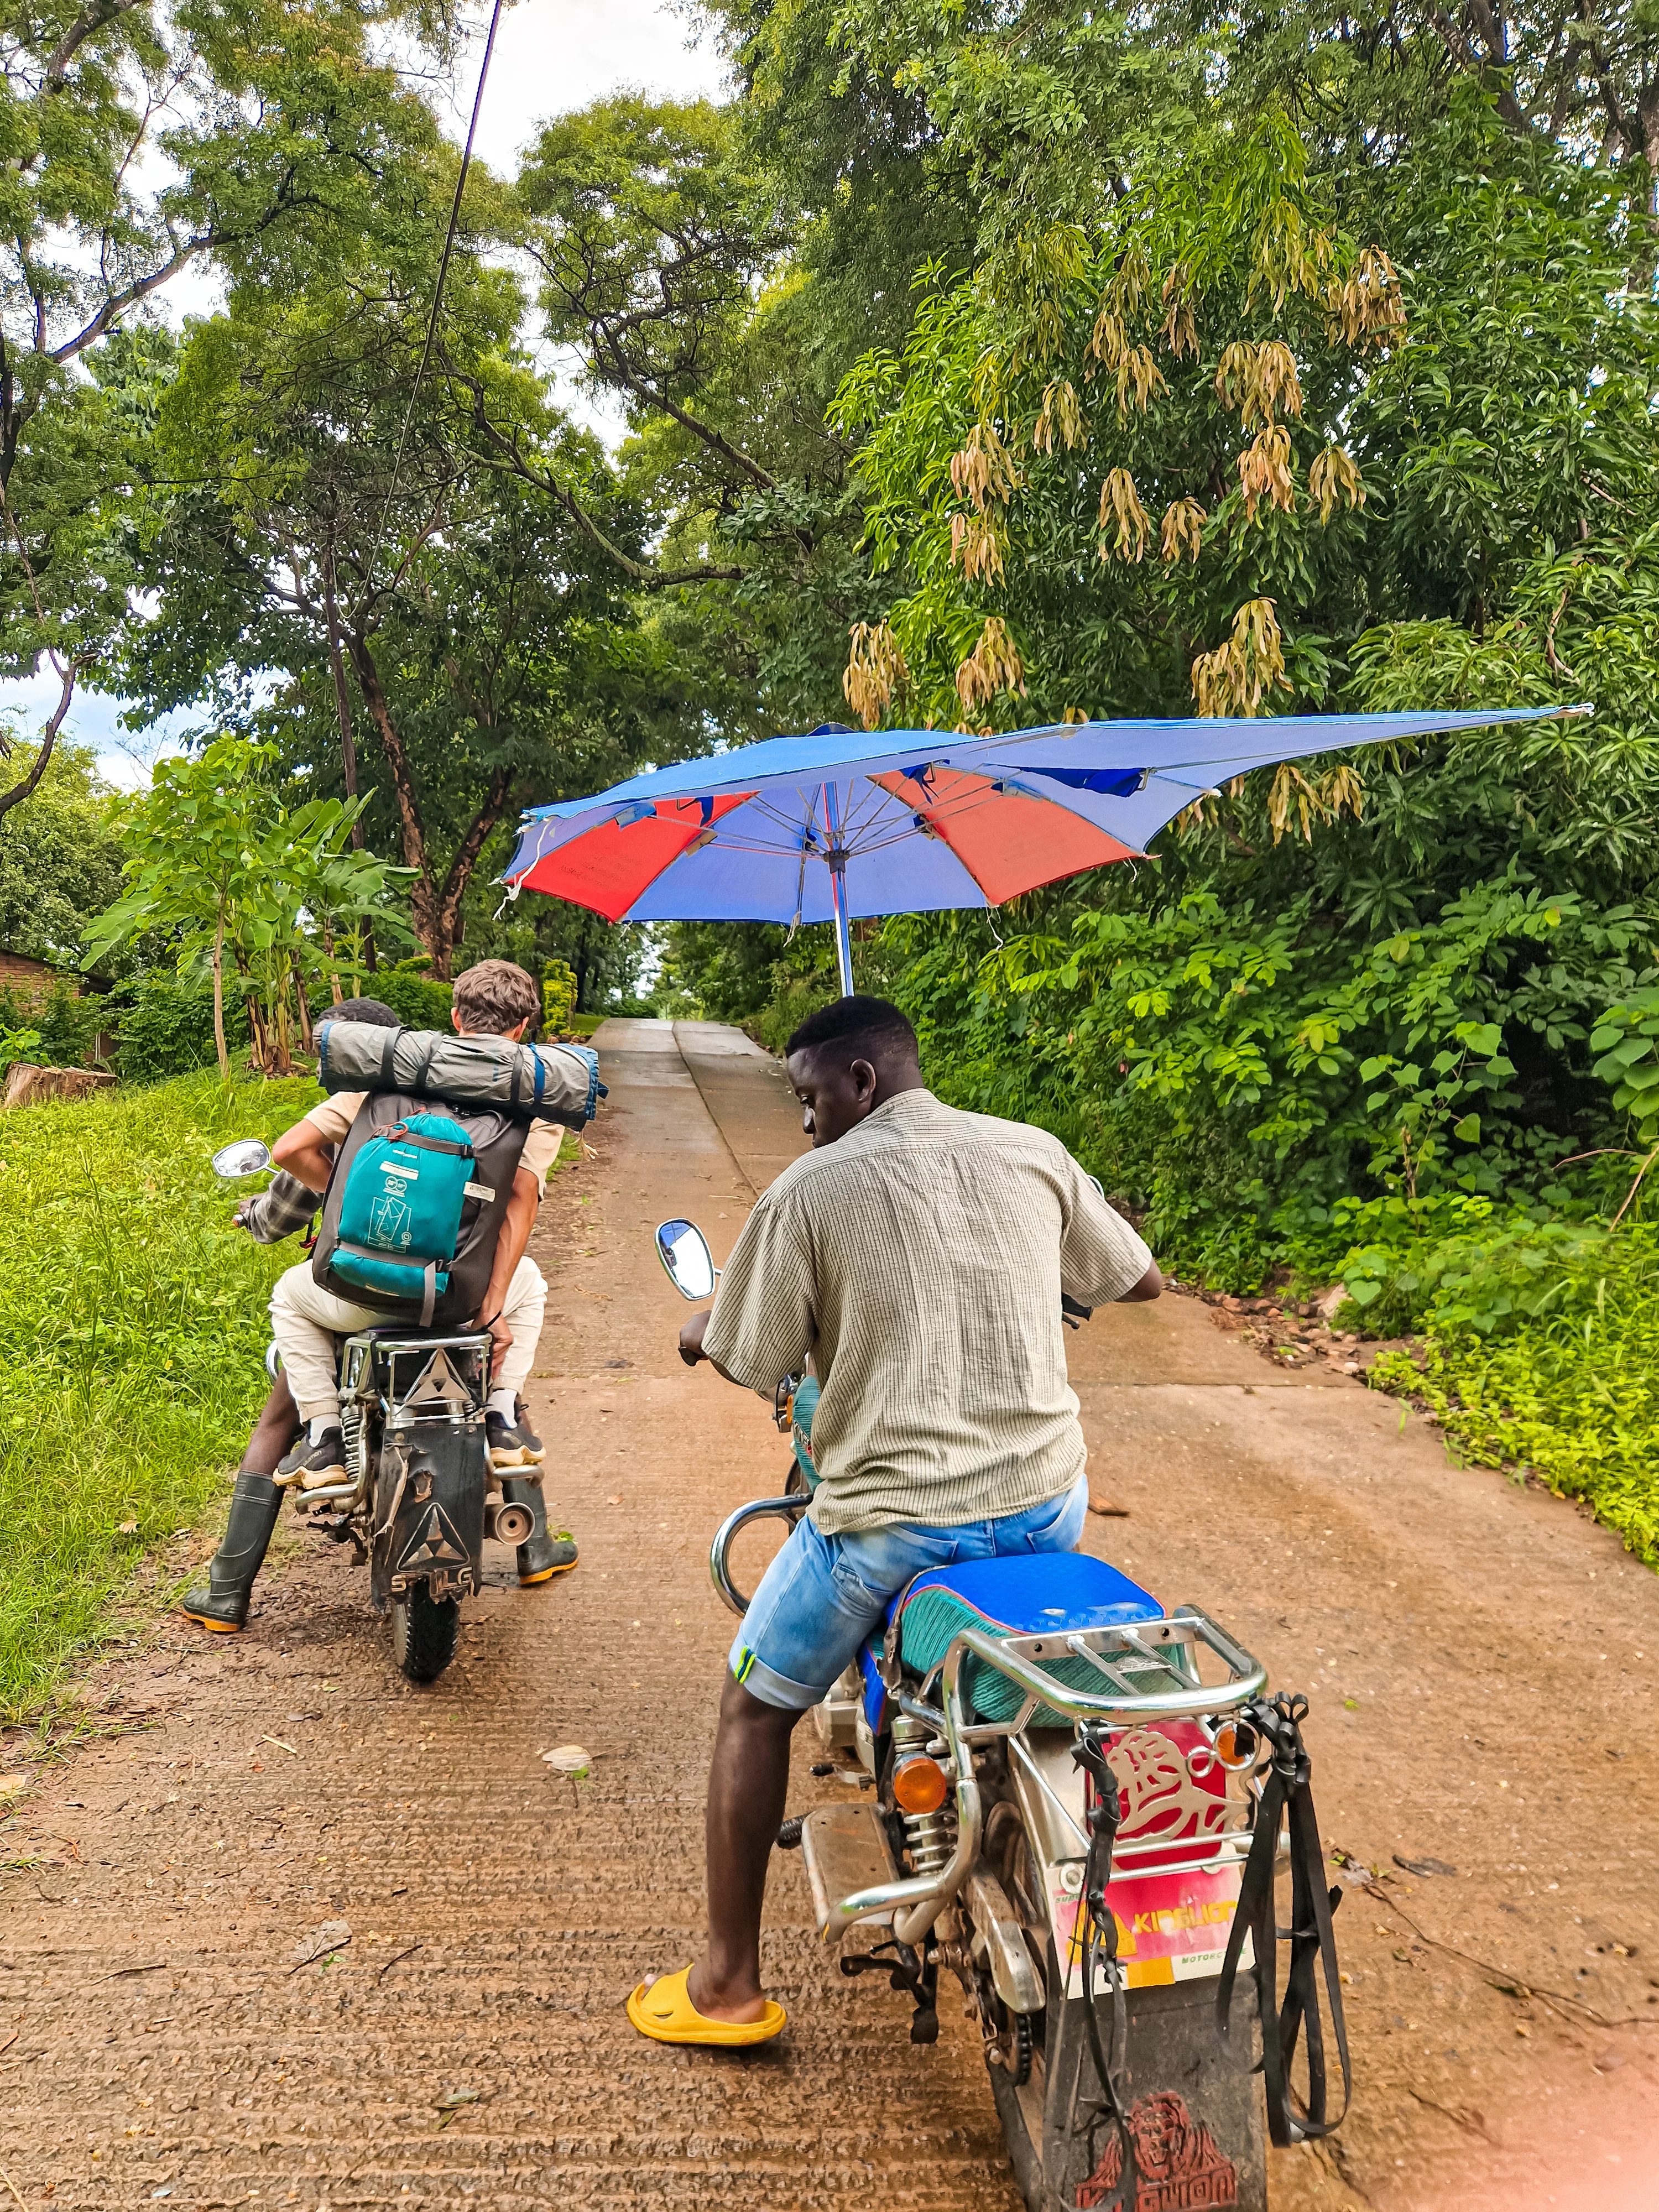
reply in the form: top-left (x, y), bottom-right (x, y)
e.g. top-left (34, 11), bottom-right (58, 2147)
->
top-left (679, 1308), bottom-right (711, 1367)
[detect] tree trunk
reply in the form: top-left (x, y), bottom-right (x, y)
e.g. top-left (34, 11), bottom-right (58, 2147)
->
top-left (211, 914), bottom-right (228, 1080)
top-left (324, 551), bottom-right (375, 972)
top-left (346, 630), bottom-right (439, 962)
top-left (344, 629), bottom-right (515, 980)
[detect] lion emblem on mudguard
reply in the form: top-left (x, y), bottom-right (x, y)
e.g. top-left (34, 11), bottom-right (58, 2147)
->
top-left (1077, 2091), bottom-right (1238, 2211)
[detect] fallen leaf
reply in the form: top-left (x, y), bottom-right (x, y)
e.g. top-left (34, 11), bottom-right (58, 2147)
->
top-left (1393, 1854), bottom-right (1457, 1878)
top-left (435, 2090), bottom-right (481, 2110)
top-left (117, 1520), bottom-right (139, 1535)
top-left (604, 1494), bottom-right (622, 1506)
top-left (540, 1745), bottom-right (591, 1777)
top-left (0, 1776), bottom-right (25, 1801)
top-left (289, 1918), bottom-right (352, 1969)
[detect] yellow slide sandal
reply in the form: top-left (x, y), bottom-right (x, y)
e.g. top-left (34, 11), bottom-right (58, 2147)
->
top-left (625, 1966), bottom-right (786, 2047)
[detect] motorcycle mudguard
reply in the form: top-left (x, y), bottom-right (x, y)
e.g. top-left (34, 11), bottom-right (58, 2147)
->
top-left (371, 1421), bottom-right (487, 1610)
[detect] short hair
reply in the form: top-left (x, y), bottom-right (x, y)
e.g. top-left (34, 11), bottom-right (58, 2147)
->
top-left (320, 997), bottom-right (399, 1028)
top-left (452, 958), bottom-right (541, 1035)
top-left (786, 994), bottom-right (918, 1065)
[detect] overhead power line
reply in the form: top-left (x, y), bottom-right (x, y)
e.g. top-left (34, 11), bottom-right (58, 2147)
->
top-left (366, 0), bottom-right (506, 594)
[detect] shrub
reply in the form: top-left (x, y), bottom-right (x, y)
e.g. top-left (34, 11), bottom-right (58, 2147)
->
top-left (1368, 1220), bottom-right (1659, 1565)
top-left (369, 966), bottom-right (454, 1031)
top-left (0, 982), bottom-right (108, 1069)
top-left (113, 974), bottom-right (250, 1084)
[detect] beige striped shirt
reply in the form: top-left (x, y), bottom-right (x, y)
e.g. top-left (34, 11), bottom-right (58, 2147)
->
top-left (701, 1088), bottom-right (1152, 1534)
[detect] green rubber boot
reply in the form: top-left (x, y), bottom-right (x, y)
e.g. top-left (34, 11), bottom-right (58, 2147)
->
top-left (180, 1470), bottom-right (284, 1631)
top-left (503, 1478), bottom-right (577, 1585)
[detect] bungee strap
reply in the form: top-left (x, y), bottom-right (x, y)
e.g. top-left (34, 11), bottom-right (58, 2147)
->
top-left (1215, 1692), bottom-right (1352, 2145)
top-left (1057, 1722), bottom-right (1134, 2198)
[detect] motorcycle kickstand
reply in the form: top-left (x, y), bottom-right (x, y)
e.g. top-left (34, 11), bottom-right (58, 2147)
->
top-left (840, 1936), bottom-right (939, 2044)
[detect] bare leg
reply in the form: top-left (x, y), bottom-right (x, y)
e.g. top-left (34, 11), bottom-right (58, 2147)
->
top-left (684, 1672), bottom-right (800, 2022)
top-left (244, 1372), bottom-right (302, 1473)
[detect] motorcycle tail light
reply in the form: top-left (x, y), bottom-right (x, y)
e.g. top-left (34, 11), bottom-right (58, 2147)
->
top-left (892, 1754), bottom-right (949, 1815)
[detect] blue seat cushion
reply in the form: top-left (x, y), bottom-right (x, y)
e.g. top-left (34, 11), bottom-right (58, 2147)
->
top-left (892, 1553), bottom-right (1164, 1726)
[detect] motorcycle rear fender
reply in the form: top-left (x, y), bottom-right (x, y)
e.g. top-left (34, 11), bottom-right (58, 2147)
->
top-left (372, 1420), bottom-right (487, 1610)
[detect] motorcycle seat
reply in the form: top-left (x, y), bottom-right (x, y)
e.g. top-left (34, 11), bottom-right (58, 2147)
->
top-left (889, 1553), bottom-right (1165, 1725)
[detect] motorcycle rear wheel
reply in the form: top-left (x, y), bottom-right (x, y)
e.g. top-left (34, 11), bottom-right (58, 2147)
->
top-left (390, 1582), bottom-right (460, 1683)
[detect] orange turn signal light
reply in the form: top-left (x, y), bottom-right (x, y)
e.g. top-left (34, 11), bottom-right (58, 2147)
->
top-left (1214, 1721), bottom-right (1258, 1767)
top-left (892, 1754), bottom-right (949, 1815)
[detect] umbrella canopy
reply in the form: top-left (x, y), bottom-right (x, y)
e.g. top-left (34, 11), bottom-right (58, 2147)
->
top-left (504, 707), bottom-right (1582, 994)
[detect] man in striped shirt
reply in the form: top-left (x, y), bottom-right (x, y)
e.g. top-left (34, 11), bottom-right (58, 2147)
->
top-left (627, 994), bottom-right (1160, 2048)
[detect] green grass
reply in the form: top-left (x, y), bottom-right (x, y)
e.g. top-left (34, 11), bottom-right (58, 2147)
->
top-left (1, 1071), bottom-right (322, 1721)
top-left (1369, 1220), bottom-right (1659, 1565)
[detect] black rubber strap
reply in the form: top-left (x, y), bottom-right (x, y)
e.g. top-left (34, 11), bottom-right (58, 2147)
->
top-left (378, 1028), bottom-right (402, 1087)
top-left (1215, 1694), bottom-right (1352, 2144)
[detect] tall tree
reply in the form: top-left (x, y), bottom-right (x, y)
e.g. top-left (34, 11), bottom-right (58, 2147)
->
top-left (0, 0), bottom-right (457, 818)
top-left (118, 251), bottom-right (687, 974)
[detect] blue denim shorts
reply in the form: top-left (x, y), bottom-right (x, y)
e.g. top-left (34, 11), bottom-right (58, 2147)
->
top-left (729, 1476), bottom-right (1089, 1712)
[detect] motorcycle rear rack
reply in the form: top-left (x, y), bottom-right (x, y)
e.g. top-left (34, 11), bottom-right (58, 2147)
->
top-left (295, 1329), bottom-right (493, 1511)
top-left (825, 1608), bottom-right (1267, 1947)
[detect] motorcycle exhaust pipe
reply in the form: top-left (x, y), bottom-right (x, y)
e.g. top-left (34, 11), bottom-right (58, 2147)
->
top-left (487, 1500), bottom-right (536, 1546)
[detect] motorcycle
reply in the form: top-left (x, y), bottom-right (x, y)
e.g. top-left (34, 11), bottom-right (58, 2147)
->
top-left (658, 1214), bottom-right (1349, 2212)
top-left (213, 1138), bottom-right (540, 1684)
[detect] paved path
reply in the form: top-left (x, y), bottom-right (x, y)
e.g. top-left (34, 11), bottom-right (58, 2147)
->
top-left (3, 1020), bottom-right (1658, 2211)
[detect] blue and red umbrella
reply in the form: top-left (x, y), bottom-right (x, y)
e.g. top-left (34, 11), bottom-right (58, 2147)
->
top-left (503, 708), bottom-right (1580, 994)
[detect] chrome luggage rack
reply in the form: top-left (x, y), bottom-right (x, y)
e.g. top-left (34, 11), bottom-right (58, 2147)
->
top-left (828, 1608), bottom-right (1270, 1945)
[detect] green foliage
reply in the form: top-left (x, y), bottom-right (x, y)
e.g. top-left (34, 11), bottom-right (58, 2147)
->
top-left (0, 980), bottom-right (108, 1070)
top-left (0, 1025), bottom-right (41, 1073)
top-left (1590, 988), bottom-right (1659, 1148)
top-left (541, 959), bottom-right (577, 1033)
top-left (0, 1070), bottom-right (321, 1719)
top-left (0, 739), bottom-right (123, 964)
top-left (85, 735), bottom-right (404, 1074)
top-left (371, 968), bottom-right (453, 1033)
top-left (1368, 1223), bottom-right (1659, 1567)
top-left (111, 974), bottom-right (250, 1086)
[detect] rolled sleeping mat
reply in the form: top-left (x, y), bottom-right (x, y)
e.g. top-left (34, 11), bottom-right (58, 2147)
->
top-left (316, 1022), bottom-right (606, 1129)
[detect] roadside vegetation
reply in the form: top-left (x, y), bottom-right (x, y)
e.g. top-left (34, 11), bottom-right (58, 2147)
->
top-left (0, 1074), bottom-right (319, 1721)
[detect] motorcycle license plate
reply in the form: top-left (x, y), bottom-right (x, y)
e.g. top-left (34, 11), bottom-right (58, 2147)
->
top-left (1047, 1859), bottom-right (1251, 1998)
top-left (1047, 1718), bottom-right (1253, 1997)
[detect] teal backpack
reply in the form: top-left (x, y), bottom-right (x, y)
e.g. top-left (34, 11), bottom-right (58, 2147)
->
top-left (327, 1112), bottom-right (481, 1318)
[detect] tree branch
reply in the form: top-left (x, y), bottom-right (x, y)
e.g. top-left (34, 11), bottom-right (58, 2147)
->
top-left (44, 0), bottom-right (145, 90)
top-left (443, 358), bottom-right (747, 589)
top-left (0, 655), bottom-right (75, 823)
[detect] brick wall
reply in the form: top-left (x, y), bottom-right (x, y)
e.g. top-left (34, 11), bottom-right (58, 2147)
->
top-left (0, 951), bottom-right (67, 1003)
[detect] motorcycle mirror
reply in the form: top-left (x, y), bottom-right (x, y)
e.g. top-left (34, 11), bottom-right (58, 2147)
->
top-left (211, 1138), bottom-right (273, 1180)
top-left (656, 1218), bottom-right (717, 1301)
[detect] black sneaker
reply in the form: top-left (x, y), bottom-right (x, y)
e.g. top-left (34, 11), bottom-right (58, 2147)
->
top-left (487, 1409), bottom-right (545, 1469)
top-left (275, 1428), bottom-right (347, 1489)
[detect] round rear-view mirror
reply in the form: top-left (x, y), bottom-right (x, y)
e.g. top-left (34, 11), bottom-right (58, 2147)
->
top-left (656, 1218), bottom-right (717, 1301)
top-left (211, 1138), bottom-right (273, 1180)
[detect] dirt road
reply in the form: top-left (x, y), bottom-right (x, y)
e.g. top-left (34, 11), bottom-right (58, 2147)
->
top-left (4, 1018), bottom-right (1658, 2210)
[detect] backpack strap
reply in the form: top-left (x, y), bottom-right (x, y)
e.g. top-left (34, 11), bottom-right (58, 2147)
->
top-left (377, 1027), bottom-right (403, 1088)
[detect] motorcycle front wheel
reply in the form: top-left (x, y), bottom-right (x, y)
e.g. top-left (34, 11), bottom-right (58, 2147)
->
top-left (390, 1582), bottom-right (460, 1683)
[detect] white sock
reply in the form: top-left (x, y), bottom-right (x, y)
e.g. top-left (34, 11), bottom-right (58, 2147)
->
top-left (309, 1413), bottom-right (340, 1444)
top-left (487, 1387), bottom-right (518, 1421)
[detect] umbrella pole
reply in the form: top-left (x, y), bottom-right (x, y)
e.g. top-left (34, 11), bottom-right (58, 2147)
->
top-left (823, 785), bottom-right (854, 998)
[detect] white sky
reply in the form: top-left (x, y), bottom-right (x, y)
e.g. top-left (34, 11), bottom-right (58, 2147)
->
top-left (0, 1), bottom-right (731, 789)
